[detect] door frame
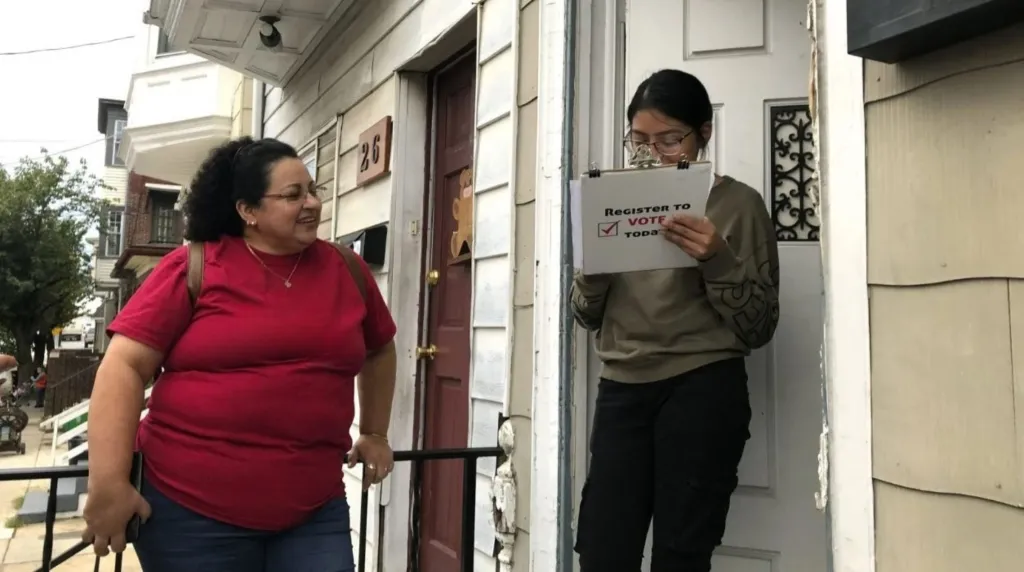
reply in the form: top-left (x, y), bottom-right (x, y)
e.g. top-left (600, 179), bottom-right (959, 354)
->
top-left (418, 47), bottom-right (478, 572)
top-left (571, 2), bottom-right (627, 571)
top-left (382, 70), bottom-right (431, 572)
top-left (569, 1), bottom-right (876, 572)
top-left (384, 39), bottom-right (479, 572)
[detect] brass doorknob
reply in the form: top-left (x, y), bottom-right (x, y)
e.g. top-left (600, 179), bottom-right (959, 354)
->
top-left (415, 344), bottom-right (438, 360)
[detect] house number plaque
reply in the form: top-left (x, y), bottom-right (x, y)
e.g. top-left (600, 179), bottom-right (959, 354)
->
top-left (355, 116), bottom-right (393, 187)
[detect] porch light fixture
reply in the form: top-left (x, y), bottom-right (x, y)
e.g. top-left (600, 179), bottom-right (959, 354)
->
top-left (258, 15), bottom-right (282, 51)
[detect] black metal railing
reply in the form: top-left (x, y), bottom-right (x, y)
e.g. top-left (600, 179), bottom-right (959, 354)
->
top-left (43, 361), bottom-right (100, 418)
top-left (0, 446), bottom-right (502, 572)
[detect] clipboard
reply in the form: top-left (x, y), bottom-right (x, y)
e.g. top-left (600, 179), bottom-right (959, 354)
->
top-left (569, 160), bottom-right (714, 275)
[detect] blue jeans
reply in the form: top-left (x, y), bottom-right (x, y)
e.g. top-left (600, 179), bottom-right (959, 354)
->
top-left (134, 480), bottom-right (355, 572)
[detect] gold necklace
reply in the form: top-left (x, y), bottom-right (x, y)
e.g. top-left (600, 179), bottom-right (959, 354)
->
top-left (244, 242), bottom-right (304, 288)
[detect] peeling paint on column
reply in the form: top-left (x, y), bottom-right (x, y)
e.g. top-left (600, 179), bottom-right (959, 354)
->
top-left (491, 419), bottom-right (517, 571)
top-left (807, 0), bottom-right (830, 513)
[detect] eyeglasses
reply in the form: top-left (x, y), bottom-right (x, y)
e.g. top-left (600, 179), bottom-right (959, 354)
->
top-left (623, 130), bottom-right (693, 156)
top-left (264, 185), bottom-right (324, 204)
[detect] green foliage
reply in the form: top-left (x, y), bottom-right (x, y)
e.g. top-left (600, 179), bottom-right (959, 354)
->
top-left (0, 152), bottom-right (105, 376)
top-left (0, 328), bottom-right (14, 355)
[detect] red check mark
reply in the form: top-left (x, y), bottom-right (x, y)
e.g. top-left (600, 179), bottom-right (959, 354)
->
top-left (598, 221), bottom-right (619, 237)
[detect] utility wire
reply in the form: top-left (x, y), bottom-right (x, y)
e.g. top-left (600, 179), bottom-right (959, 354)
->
top-left (0, 36), bottom-right (133, 56)
top-left (0, 139), bottom-right (88, 144)
top-left (0, 136), bottom-right (112, 169)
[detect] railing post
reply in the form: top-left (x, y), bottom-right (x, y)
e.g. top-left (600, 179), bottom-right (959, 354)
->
top-left (461, 456), bottom-right (476, 572)
top-left (358, 488), bottom-right (368, 571)
top-left (42, 477), bottom-right (58, 570)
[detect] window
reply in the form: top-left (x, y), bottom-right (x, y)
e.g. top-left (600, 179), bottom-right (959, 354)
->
top-left (300, 143), bottom-right (317, 180)
top-left (156, 29), bottom-right (172, 55)
top-left (111, 119), bottom-right (126, 167)
top-left (104, 210), bottom-right (123, 257)
top-left (150, 192), bottom-right (179, 244)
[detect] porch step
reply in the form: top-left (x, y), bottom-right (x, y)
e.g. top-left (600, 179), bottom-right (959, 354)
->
top-left (17, 477), bottom-right (85, 524)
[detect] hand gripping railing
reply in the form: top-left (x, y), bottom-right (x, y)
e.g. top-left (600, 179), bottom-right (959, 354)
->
top-left (0, 446), bottom-right (503, 571)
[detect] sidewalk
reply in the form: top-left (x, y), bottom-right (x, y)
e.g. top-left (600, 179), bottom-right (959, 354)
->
top-left (0, 408), bottom-right (141, 571)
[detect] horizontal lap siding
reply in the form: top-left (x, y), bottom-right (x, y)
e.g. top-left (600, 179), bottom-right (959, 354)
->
top-left (470, 0), bottom-right (518, 563)
top-left (865, 23), bottom-right (1024, 572)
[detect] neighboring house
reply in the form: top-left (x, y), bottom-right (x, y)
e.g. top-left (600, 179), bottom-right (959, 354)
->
top-left (133, 1), bottom-right (1024, 572)
top-left (119, 21), bottom-right (254, 187)
top-left (92, 98), bottom-right (130, 351)
top-left (111, 173), bottom-right (184, 303)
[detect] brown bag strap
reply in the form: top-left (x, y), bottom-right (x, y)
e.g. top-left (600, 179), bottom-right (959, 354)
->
top-left (330, 242), bottom-right (367, 301)
top-left (185, 241), bottom-right (364, 307)
top-left (186, 242), bottom-right (204, 307)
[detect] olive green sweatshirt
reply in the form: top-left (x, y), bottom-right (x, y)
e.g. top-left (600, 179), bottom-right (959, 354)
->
top-left (571, 176), bottom-right (780, 383)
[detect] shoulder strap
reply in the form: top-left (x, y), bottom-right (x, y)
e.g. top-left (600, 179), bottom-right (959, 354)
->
top-left (186, 242), bottom-right (204, 307)
top-left (330, 242), bottom-right (367, 301)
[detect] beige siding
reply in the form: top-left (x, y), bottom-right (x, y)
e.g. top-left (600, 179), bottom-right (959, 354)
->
top-left (263, 0), bottom-right (478, 148)
top-left (334, 79), bottom-right (395, 241)
top-left (866, 22), bottom-right (1024, 572)
top-left (230, 76), bottom-right (254, 139)
top-left (100, 167), bottom-right (127, 205)
top-left (94, 257), bottom-right (119, 286)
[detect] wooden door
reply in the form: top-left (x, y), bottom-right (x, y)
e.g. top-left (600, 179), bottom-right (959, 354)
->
top-left (419, 51), bottom-right (476, 572)
top-left (617, 0), bottom-right (828, 569)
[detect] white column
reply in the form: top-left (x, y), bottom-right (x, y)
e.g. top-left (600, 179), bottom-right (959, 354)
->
top-left (532, 0), bottom-right (569, 570)
top-left (816, 0), bottom-right (875, 570)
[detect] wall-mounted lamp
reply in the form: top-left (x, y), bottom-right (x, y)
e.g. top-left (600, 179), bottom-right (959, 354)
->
top-left (258, 15), bottom-right (282, 51)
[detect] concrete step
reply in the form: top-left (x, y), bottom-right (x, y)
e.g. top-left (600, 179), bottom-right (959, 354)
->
top-left (17, 477), bottom-right (86, 524)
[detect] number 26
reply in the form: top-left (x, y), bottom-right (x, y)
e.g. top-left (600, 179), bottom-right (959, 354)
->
top-left (359, 134), bottom-right (381, 172)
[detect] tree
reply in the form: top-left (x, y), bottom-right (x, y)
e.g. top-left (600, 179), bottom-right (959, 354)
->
top-left (0, 152), bottom-right (104, 383)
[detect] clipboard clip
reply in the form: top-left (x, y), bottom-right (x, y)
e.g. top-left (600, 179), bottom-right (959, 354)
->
top-left (586, 162), bottom-right (601, 178)
top-left (676, 159), bottom-right (690, 170)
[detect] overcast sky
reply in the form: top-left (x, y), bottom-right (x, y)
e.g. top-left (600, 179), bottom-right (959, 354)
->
top-left (0, 0), bottom-right (146, 314)
top-left (0, 0), bottom-right (144, 173)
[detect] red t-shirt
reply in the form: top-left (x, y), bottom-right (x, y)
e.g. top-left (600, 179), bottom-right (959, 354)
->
top-left (108, 237), bottom-right (397, 530)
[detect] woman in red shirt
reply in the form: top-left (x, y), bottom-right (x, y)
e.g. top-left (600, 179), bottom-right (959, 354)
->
top-left (82, 137), bottom-right (398, 572)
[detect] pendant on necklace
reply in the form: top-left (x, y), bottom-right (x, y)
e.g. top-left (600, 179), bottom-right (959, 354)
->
top-left (284, 281), bottom-right (292, 288)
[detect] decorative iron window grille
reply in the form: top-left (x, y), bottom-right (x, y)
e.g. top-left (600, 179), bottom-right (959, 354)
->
top-left (769, 104), bottom-right (820, 242)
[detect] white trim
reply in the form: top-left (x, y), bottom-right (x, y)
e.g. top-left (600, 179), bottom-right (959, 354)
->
top-left (299, 139), bottom-right (318, 178)
top-left (378, 71), bottom-right (430, 572)
top-left (501, 4), bottom-right (523, 416)
top-left (532, 0), bottom-right (568, 569)
top-left (252, 79), bottom-right (265, 139)
top-left (817, 0), bottom-right (875, 570)
top-left (329, 116), bottom-right (343, 241)
top-left (144, 182), bottom-right (183, 192)
top-left (572, 3), bottom-right (625, 570)
top-left (467, 8), bottom-right (484, 454)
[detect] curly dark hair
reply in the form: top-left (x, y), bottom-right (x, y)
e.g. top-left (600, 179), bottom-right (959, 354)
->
top-left (183, 137), bottom-right (299, 242)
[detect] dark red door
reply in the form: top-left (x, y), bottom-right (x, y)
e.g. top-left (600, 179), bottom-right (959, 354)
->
top-left (419, 51), bottom-right (475, 572)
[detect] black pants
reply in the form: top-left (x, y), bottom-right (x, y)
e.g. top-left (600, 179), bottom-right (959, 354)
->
top-left (575, 358), bottom-right (751, 572)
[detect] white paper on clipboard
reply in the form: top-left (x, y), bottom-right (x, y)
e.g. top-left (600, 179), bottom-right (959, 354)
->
top-left (571, 162), bottom-right (714, 275)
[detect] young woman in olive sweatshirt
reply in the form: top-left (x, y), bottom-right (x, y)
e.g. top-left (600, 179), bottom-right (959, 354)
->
top-left (572, 69), bottom-right (780, 572)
